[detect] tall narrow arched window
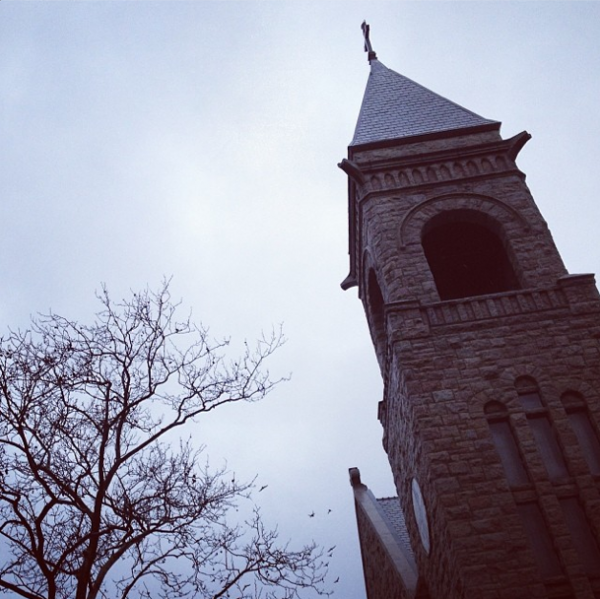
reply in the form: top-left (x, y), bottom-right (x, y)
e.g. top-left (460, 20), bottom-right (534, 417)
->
top-left (516, 502), bottom-right (563, 580)
top-left (484, 398), bottom-right (564, 580)
top-left (422, 210), bottom-right (520, 300)
top-left (485, 400), bottom-right (529, 487)
top-left (366, 269), bottom-right (386, 356)
top-left (559, 497), bottom-right (600, 576)
top-left (561, 391), bottom-right (600, 476)
top-left (515, 377), bottom-right (569, 481)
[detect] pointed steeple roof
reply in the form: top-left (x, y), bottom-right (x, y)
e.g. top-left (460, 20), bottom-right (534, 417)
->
top-left (351, 59), bottom-right (499, 147)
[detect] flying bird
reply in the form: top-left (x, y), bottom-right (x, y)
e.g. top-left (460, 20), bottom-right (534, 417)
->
top-left (308, 511), bottom-right (315, 518)
top-left (259, 485), bottom-right (268, 492)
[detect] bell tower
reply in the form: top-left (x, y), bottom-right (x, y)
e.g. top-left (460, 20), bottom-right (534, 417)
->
top-left (343, 25), bottom-right (600, 599)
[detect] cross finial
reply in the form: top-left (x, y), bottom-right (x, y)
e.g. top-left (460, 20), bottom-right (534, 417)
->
top-left (361, 21), bottom-right (377, 62)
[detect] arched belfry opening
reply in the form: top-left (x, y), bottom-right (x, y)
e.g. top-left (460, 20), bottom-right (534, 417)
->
top-left (422, 210), bottom-right (520, 301)
top-left (366, 268), bottom-right (386, 355)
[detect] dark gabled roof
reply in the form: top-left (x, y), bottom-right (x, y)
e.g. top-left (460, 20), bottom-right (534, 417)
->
top-left (376, 497), bottom-right (414, 559)
top-left (351, 59), bottom-right (500, 147)
top-left (349, 468), bottom-right (419, 594)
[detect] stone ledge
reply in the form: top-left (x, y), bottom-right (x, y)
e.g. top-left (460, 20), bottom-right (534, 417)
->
top-left (383, 276), bottom-right (600, 337)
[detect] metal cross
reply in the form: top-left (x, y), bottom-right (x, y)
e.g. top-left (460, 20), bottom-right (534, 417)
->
top-left (361, 21), bottom-right (377, 62)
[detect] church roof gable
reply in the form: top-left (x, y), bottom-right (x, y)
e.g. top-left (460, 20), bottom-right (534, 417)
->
top-left (376, 497), bottom-right (414, 558)
top-left (351, 59), bottom-right (499, 146)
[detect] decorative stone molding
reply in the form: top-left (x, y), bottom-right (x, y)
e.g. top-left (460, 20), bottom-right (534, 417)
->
top-left (398, 192), bottom-right (530, 249)
top-left (363, 153), bottom-right (514, 194)
top-left (422, 287), bottom-right (568, 328)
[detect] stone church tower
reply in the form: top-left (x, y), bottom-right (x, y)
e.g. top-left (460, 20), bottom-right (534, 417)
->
top-left (343, 25), bottom-right (600, 599)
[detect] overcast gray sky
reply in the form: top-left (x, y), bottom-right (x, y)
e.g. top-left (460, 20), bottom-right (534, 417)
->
top-left (1, 2), bottom-right (600, 598)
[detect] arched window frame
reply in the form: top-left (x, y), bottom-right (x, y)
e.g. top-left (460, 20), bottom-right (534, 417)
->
top-left (364, 267), bottom-right (386, 367)
top-left (484, 399), bottom-right (530, 487)
top-left (514, 376), bottom-right (570, 482)
top-left (561, 391), bottom-right (600, 477)
top-left (483, 396), bottom-right (563, 580)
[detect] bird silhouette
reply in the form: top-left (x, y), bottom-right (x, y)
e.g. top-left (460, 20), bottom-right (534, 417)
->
top-left (308, 511), bottom-right (315, 518)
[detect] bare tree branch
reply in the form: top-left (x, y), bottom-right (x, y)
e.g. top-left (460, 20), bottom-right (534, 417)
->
top-left (0, 282), bottom-right (330, 599)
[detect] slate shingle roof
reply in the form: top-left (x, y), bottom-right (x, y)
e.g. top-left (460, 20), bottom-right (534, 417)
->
top-left (351, 59), bottom-right (499, 146)
top-left (376, 496), bottom-right (414, 559)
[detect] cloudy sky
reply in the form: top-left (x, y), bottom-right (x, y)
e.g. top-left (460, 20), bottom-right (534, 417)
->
top-left (1, 2), bottom-right (600, 598)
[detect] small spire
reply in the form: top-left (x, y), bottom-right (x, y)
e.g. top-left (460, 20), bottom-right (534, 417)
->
top-left (361, 21), bottom-right (377, 63)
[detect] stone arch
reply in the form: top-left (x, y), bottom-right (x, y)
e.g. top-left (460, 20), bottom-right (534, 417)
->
top-left (360, 249), bottom-right (377, 298)
top-left (384, 173), bottom-right (396, 188)
top-left (426, 166), bottom-right (438, 182)
top-left (412, 169), bottom-right (424, 184)
top-left (554, 381), bottom-right (600, 414)
top-left (453, 162), bottom-right (465, 177)
top-left (361, 250), bottom-right (387, 373)
top-left (561, 390), bottom-right (585, 411)
top-left (467, 160), bottom-right (479, 175)
top-left (399, 194), bottom-right (530, 300)
top-left (399, 193), bottom-right (530, 250)
top-left (496, 366), bottom-right (561, 411)
top-left (367, 270), bottom-right (385, 341)
top-left (361, 251), bottom-right (386, 325)
top-left (481, 158), bottom-right (494, 173)
top-left (566, 382), bottom-right (598, 400)
top-left (398, 171), bottom-right (410, 186)
top-left (499, 368), bottom-right (600, 412)
top-left (484, 400), bottom-right (508, 416)
top-left (515, 375), bottom-right (539, 394)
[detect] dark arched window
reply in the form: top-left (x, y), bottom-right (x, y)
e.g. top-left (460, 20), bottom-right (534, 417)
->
top-left (561, 391), bottom-right (600, 476)
top-left (366, 269), bottom-right (386, 355)
top-left (515, 377), bottom-right (569, 481)
top-left (484, 400), bottom-right (529, 487)
top-left (422, 210), bottom-right (520, 300)
top-left (484, 395), bottom-right (563, 580)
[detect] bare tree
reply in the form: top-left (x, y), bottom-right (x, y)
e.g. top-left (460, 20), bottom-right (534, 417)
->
top-left (0, 283), bottom-right (329, 599)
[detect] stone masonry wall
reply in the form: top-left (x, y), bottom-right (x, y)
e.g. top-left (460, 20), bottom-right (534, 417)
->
top-left (351, 128), bottom-right (600, 599)
top-left (360, 168), bottom-right (567, 308)
top-left (383, 283), bottom-right (600, 599)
